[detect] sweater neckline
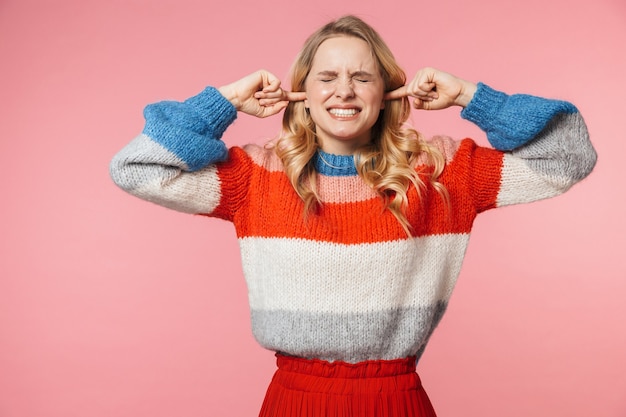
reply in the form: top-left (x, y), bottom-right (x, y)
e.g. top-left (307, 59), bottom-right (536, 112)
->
top-left (313, 149), bottom-right (358, 177)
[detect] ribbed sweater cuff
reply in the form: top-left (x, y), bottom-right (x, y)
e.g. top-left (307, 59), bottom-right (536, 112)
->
top-left (184, 86), bottom-right (238, 139)
top-left (460, 82), bottom-right (507, 130)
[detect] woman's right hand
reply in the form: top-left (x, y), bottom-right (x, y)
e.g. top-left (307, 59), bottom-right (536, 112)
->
top-left (218, 70), bottom-right (306, 118)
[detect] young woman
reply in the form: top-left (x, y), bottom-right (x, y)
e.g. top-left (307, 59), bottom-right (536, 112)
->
top-left (110, 15), bottom-right (597, 417)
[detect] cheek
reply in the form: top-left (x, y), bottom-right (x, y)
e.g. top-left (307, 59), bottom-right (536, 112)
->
top-left (317, 85), bottom-right (334, 97)
top-left (356, 86), bottom-right (384, 107)
top-left (307, 106), bottom-right (325, 125)
top-left (306, 84), bottom-right (334, 106)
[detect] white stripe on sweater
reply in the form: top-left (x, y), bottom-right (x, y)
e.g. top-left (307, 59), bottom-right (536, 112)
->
top-left (239, 233), bottom-right (470, 314)
top-left (497, 154), bottom-right (573, 207)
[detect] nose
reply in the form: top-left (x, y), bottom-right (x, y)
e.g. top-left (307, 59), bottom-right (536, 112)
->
top-left (334, 78), bottom-right (355, 99)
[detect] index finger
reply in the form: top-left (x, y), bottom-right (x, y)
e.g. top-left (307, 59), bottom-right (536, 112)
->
top-left (283, 91), bottom-right (307, 102)
top-left (384, 86), bottom-right (408, 100)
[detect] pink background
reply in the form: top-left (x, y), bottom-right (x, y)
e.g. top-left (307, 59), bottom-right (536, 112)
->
top-left (1, 0), bottom-right (625, 416)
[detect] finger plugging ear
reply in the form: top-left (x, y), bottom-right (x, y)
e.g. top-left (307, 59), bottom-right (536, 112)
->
top-left (383, 85), bottom-right (408, 101)
top-left (285, 91), bottom-right (307, 102)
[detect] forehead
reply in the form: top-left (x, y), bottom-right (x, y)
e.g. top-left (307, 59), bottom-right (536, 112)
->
top-left (311, 36), bottom-right (378, 71)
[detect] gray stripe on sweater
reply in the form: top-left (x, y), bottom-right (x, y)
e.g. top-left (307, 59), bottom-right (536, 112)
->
top-left (110, 134), bottom-right (188, 191)
top-left (109, 134), bottom-right (221, 214)
top-left (511, 112), bottom-right (596, 184)
top-left (250, 303), bottom-right (447, 364)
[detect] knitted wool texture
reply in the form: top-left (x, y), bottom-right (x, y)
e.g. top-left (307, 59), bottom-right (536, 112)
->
top-left (110, 84), bottom-right (596, 364)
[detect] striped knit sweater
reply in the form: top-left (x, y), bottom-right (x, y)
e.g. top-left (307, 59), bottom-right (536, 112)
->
top-left (110, 83), bottom-right (596, 364)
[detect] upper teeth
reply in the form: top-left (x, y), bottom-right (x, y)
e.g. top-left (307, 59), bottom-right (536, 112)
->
top-left (329, 108), bottom-right (358, 116)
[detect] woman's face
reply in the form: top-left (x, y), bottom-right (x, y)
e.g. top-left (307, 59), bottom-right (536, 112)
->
top-left (304, 36), bottom-right (385, 155)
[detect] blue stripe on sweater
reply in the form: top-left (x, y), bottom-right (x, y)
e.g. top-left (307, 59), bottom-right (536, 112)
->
top-left (313, 150), bottom-right (358, 176)
top-left (461, 83), bottom-right (578, 151)
top-left (142, 87), bottom-right (237, 171)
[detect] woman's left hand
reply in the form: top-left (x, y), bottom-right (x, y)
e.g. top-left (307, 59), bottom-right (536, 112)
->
top-left (385, 67), bottom-right (477, 110)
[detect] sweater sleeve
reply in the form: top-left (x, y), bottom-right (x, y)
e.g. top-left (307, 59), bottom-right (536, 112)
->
top-left (459, 83), bottom-right (597, 210)
top-left (109, 87), bottom-right (243, 215)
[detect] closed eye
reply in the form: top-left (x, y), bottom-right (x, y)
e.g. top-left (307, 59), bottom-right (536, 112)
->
top-left (352, 71), bottom-right (375, 83)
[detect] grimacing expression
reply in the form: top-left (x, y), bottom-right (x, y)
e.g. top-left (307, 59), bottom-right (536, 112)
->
top-left (304, 36), bottom-right (385, 155)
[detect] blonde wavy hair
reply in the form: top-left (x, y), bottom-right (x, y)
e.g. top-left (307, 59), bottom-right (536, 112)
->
top-left (276, 15), bottom-right (447, 235)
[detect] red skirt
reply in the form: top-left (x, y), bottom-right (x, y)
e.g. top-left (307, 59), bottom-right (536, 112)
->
top-left (258, 354), bottom-right (437, 417)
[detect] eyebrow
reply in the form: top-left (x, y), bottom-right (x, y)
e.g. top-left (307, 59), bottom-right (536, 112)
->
top-left (315, 70), bottom-right (376, 78)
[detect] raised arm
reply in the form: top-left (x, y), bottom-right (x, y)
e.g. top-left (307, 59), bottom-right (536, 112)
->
top-left (109, 70), bottom-right (305, 215)
top-left (386, 67), bottom-right (597, 208)
top-left (459, 82), bottom-right (596, 207)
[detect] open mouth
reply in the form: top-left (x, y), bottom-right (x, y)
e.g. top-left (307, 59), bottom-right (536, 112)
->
top-left (328, 108), bottom-right (360, 118)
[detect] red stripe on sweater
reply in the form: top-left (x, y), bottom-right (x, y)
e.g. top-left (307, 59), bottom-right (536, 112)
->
top-left (206, 140), bottom-right (503, 244)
